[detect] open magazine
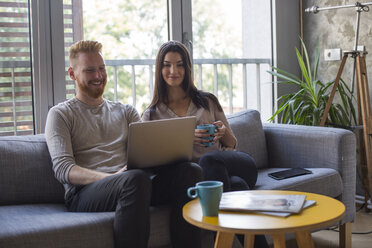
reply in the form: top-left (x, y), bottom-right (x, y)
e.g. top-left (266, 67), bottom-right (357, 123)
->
top-left (219, 191), bottom-right (307, 214)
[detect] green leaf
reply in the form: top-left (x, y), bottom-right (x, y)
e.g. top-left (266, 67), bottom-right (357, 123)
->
top-left (313, 41), bottom-right (320, 81)
top-left (295, 48), bottom-right (310, 85)
top-left (299, 37), bottom-right (312, 84)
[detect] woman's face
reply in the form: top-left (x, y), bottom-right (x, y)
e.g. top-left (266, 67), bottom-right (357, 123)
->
top-left (161, 52), bottom-right (185, 88)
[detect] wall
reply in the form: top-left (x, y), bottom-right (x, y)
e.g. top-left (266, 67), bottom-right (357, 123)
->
top-left (303, 0), bottom-right (372, 102)
top-left (272, 0), bottom-right (301, 118)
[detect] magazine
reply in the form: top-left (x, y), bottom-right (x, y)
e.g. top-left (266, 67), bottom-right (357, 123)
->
top-left (219, 191), bottom-right (307, 213)
top-left (256, 200), bottom-right (317, 217)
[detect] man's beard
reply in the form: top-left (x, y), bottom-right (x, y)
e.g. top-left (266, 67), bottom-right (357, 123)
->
top-left (77, 79), bottom-right (107, 99)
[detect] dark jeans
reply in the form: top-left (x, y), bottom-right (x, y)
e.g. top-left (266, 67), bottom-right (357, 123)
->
top-left (66, 162), bottom-right (203, 248)
top-left (199, 150), bottom-right (269, 248)
top-left (199, 150), bottom-right (258, 191)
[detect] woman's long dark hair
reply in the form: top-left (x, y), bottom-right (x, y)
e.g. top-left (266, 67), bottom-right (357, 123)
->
top-left (146, 40), bottom-right (222, 113)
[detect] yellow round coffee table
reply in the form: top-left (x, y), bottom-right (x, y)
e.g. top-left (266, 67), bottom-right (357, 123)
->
top-left (183, 190), bottom-right (345, 248)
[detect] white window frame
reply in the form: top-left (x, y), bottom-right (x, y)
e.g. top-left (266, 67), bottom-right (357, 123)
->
top-left (168, 0), bottom-right (193, 54)
top-left (30, 0), bottom-right (65, 134)
top-left (30, 0), bottom-right (53, 134)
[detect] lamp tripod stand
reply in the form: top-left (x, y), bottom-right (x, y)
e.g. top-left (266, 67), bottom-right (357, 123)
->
top-left (306, 2), bottom-right (372, 209)
top-left (321, 50), bottom-right (372, 209)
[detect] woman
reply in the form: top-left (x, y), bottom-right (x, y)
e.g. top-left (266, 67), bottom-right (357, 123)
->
top-left (142, 40), bottom-right (268, 247)
top-left (143, 40), bottom-right (258, 191)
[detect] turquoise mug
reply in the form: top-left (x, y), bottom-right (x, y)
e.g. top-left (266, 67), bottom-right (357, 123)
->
top-left (196, 124), bottom-right (218, 147)
top-left (187, 181), bottom-right (223, 217)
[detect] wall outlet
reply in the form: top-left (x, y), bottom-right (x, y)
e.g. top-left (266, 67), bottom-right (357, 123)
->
top-left (324, 48), bottom-right (342, 61)
top-left (357, 45), bottom-right (366, 52)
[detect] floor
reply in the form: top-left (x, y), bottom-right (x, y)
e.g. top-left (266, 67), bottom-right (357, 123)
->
top-left (283, 204), bottom-right (372, 248)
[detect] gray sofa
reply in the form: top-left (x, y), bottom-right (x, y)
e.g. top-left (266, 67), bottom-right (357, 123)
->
top-left (0, 109), bottom-right (356, 248)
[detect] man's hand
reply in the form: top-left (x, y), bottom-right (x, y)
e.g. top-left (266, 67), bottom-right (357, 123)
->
top-left (68, 165), bottom-right (111, 185)
top-left (69, 164), bottom-right (129, 186)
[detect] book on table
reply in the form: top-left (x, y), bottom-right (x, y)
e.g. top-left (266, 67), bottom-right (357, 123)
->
top-left (219, 191), bottom-right (309, 214)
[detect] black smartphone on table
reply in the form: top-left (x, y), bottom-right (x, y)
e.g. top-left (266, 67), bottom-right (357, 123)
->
top-left (268, 168), bottom-right (312, 180)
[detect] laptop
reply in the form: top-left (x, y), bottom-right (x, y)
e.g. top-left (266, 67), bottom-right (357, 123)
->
top-left (127, 116), bottom-right (196, 169)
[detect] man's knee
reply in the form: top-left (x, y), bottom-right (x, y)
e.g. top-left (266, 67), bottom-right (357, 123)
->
top-left (117, 170), bottom-right (152, 197)
top-left (126, 169), bottom-right (151, 184)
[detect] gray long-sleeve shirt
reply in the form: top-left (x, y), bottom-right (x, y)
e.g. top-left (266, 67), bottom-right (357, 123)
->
top-left (45, 98), bottom-right (140, 197)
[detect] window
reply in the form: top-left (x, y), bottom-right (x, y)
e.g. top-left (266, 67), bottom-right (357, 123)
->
top-left (63, 0), bottom-right (168, 112)
top-left (61, 0), bottom-right (273, 117)
top-left (0, 0), bottom-right (33, 136)
top-left (191, 0), bottom-right (272, 119)
top-left (1, 0), bottom-right (278, 135)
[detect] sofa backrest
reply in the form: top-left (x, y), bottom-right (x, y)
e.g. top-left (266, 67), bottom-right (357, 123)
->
top-left (0, 110), bottom-right (267, 205)
top-left (227, 109), bottom-right (268, 169)
top-left (0, 134), bottom-right (65, 205)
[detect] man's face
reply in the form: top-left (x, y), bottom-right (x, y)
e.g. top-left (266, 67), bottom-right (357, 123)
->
top-left (68, 52), bottom-right (107, 99)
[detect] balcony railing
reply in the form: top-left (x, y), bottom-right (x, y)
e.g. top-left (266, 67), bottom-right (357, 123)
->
top-left (103, 58), bottom-right (271, 113)
top-left (0, 58), bottom-right (271, 136)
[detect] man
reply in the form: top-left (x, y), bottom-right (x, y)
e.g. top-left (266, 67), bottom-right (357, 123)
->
top-left (45, 40), bottom-right (202, 248)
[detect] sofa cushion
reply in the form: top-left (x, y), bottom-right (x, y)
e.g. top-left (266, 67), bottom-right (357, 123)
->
top-left (227, 110), bottom-right (268, 169)
top-left (255, 168), bottom-right (343, 197)
top-left (0, 204), bottom-right (115, 248)
top-left (0, 134), bottom-right (65, 205)
top-left (0, 204), bottom-right (172, 248)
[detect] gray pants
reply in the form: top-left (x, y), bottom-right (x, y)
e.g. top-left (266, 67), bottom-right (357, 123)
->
top-left (66, 162), bottom-right (203, 248)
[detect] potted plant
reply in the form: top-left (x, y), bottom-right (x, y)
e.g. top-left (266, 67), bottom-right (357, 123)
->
top-left (268, 38), bottom-right (356, 127)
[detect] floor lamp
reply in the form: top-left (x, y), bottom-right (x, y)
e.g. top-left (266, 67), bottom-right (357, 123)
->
top-left (305, 1), bottom-right (372, 209)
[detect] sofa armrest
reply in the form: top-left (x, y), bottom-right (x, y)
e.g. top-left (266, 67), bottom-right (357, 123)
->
top-left (263, 123), bottom-right (357, 223)
top-left (263, 123), bottom-right (356, 171)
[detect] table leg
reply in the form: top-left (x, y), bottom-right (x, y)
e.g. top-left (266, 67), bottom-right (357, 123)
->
top-left (244, 234), bottom-right (255, 248)
top-left (339, 222), bottom-right (352, 248)
top-left (272, 234), bottom-right (286, 248)
top-left (214, 232), bottom-right (234, 248)
top-left (295, 231), bottom-right (314, 248)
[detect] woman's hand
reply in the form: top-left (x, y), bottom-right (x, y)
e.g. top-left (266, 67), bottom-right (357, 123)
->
top-left (212, 121), bottom-right (226, 142)
top-left (194, 121), bottom-right (226, 147)
top-left (194, 128), bottom-right (213, 147)
top-left (214, 120), bottom-right (237, 148)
